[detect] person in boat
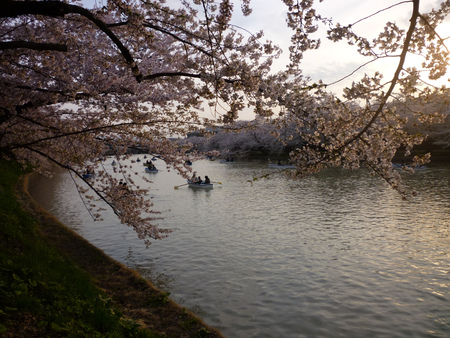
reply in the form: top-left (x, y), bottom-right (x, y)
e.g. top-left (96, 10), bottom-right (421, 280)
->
top-left (197, 176), bottom-right (202, 184)
top-left (85, 168), bottom-right (95, 176)
top-left (191, 172), bottom-right (198, 183)
top-left (145, 160), bottom-right (156, 170)
top-left (204, 176), bottom-right (210, 184)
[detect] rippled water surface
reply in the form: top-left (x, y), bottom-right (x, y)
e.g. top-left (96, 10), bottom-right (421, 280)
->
top-left (29, 159), bottom-right (450, 337)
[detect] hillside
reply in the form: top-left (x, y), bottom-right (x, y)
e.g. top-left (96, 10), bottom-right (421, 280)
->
top-left (0, 160), bottom-right (223, 337)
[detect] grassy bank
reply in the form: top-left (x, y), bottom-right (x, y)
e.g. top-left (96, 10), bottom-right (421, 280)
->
top-left (0, 160), bottom-right (223, 337)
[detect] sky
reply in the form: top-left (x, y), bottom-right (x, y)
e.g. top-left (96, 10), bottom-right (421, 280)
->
top-left (82, 0), bottom-right (450, 119)
top-left (229, 0), bottom-right (450, 90)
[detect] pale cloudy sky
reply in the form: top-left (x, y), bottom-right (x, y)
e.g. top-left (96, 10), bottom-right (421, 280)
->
top-left (229, 0), bottom-right (449, 91)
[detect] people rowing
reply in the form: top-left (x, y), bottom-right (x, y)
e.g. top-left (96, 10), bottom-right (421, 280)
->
top-left (145, 160), bottom-right (156, 170)
top-left (190, 172), bottom-right (211, 184)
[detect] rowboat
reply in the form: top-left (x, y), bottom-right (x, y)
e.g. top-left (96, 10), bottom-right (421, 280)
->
top-left (82, 173), bottom-right (95, 179)
top-left (268, 164), bottom-right (296, 169)
top-left (393, 163), bottom-right (427, 170)
top-left (145, 167), bottom-right (158, 173)
top-left (187, 180), bottom-right (213, 189)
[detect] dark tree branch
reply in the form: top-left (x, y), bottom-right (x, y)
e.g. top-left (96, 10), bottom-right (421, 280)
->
top-left (2, 2), bottom-right (239, 86)
top-left (143, 20), bottom-right (214, 58)
top-left (142, 71), bottom-right (239, 84)
top-left (1, 0), bottom-right (143, 82)
top-left (142, 71), bottom-right (201, 81)
top-left (0, 0), bottom-right (67, 17)
top-left (107, 21), bottom-right (129, 28)
top-left (0, 40), bottom-right (67, 51)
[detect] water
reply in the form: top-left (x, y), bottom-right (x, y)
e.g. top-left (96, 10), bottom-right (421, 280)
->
top-left (29, 158), bottom-right (450, 337)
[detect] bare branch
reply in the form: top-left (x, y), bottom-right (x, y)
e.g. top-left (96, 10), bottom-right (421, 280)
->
top-left (350, 1), bottom-right (412, 27)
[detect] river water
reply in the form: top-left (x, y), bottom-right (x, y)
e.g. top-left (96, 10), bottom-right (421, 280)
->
top-left (29, 158), bottom-right (450, 338)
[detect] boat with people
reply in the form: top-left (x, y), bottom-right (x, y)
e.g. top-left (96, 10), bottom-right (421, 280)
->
top-left (268, 163), bottom-right (296, 169)
top-left (174, 173), bottom-right (218, 189)
top-left (187, 180), bottom-right (213, 189)
top-left (145, 167), bottom-right (158, 173)
top-left (392, 163), bottom-right (428, 170)
top-left (220, 156), bottom-right (235, 163)
top-left (143, 160), bottom-right (154, 167)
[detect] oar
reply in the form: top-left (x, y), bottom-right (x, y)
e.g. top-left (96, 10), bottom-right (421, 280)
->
top-left (211, 181), bottom-right (222, 185)
top-left (174, 183), bottom-right (188, 189)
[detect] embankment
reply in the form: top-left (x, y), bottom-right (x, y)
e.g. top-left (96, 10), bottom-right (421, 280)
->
top-left (0, 160), bottom-right (223, 337)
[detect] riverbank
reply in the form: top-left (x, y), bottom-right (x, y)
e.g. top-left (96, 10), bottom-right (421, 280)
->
top-left (0, 160), bottom-right (223, 337)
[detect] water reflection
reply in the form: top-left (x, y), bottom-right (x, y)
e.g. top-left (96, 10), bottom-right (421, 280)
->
top-left (29, 159), bottom-right (450, 338)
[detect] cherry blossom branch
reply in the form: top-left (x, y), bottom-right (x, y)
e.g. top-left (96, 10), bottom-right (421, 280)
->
top-left (418, 13), bottom-right (450, 54)
top-left (24, 146), bottom-right (118, 214)
top-left (1, 0), bottom-right (143, 82)
top-left (336, 0), bottom-right (420, 152)
top-left (325, 55), bottom-right (399, 87)
top-left (8, 119), bottom-right (200, 150)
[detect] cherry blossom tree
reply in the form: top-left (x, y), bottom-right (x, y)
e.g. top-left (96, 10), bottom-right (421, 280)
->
top-left (0, 0), bottom-right (279, 244)
top-left (254, 0), bottom-right (450, 197)
top-left (2, 0), bottom-right (450, 244)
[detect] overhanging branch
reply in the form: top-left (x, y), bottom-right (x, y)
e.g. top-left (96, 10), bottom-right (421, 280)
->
top-left (336, 0), bottom-right (420, 152)
top-left (1, 0), bottom-right (143, 82)
top-left (0, 41), bottom-right (67, 51)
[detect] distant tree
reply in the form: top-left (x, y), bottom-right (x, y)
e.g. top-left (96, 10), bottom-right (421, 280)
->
top-left (394, 91), bottom-right (450, 148)
top-left (428, 113), bottom-right (450, 148)
top-left (198, 120), bottom-right (278, 157)
top-left (197, 118), bottom-right (305, 157)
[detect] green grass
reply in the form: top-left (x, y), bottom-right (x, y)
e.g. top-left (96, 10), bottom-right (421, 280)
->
top-left (0, 160), bottom-right (156, 337)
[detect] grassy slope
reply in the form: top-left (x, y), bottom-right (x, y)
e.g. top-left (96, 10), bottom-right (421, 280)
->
top-left (0, 160), bottom-right (223, 338)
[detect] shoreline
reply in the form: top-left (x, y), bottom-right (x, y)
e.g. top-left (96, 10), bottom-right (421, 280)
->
top-left (18, 172), bottom-right (224, 337)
